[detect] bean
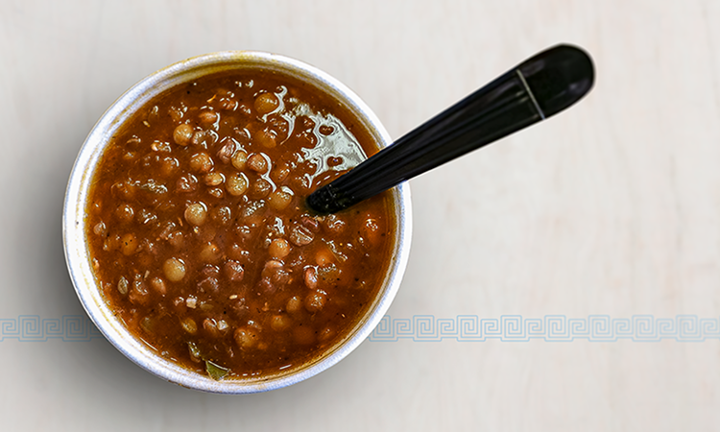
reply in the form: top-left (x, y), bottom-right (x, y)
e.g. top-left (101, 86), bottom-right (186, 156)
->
top-left (261, 260), bottom-right (285, 278)
top-left (198, 110), bottom-right (218, 126)
top-left (191, 130), bottom-right (206, 146)
top-left (218, 97), bottom-right (238, 111)
top-left (247, 153), bottom-right (268, 174)
top-left (362, 216), bottom-right (382, 246)
top-left (163, 257), bottom-right (186, 282)
top-left (160, 156), bottom-right (180, 177)
top-left (304, 267), bottom-right (318, 289)
top-left (211, 205), bottom-right (232, 226)
top-left (173, 124), bottom-right (193, 145)
top-left (115, 203), bottom-right (134, 224)
top-left (268, 116), bottom-right (289, 140)
top-left (208, 187), bottom-right (224, 198)
top-left (93, 221), bottom-right (107, 237)
top-left (168, 105), bottom-right (183, 123)
top-left (289, 173), bottom-right (311, 193)
top-left (189, 152), bottom-right (214, 173)
top-left (268, 238), bottom-right (291, 259)
top-left (173, 296), bottom-right (186, 309)
top-left (117, 276), bottom-right (129, 296)
top-left (258, 277), bottom-right (274, 295)
top-left (315, 247), bottom-right (334, 266)
top-left (198, 274), bottom-right (219, 293)
top-left (241, 200), bottom-right (266, 222)
top-left (238, 102), bottom-right (252, 115)
top-left (151, 140), bottom-right (171, 152)
top-left (167, 231), bottom-right (184, 248)
top-left (267, 188), bottom-right (293, 211)
top-left (184, 202), bottom-right (207, 226)
top-left (217, 138), bottom-right (237, 164)
top-left (120, 233), bottom-right (138, 255)
top-left (226, 172), bottom-right (249, 196)
top-left (270, 314), bottom-right (291, 331)
top-left (286, 296), bottom-right (302, 314)
top-left (181, 317), bottom-right (198, 334)
top-left (111, 179), bottom-right (136, 200)
top-left (150, 277), bottom-right (167, 296)
top-left (140, 317), bottom-right (153, 333)
top-left (231, 150), bottom-right (248, 171)
top-left (204, 172), bottom-right (224, 186)
top-left (140, 208), bottom-right (158, 226)
top-left (147, 105), bottom-right (160, 121)
top-left (250, 178), bottom-right (272, 199)
top-left (224, 260), bottom-right (244, 282)
top-left (327, 156), bottom-right (343, 167)
top-left (104, 233), bottom-right (121, 252)
top-left (203, 318), bottom-right (220, 337)
top-left (188, 341), bottom-right (201, 362)
top-left (266, 218), bottom-right (285, 241)
top-left (227, 243), bottom-right (249, 262)
top-left (256, 128), bottom-right (277, 148)
top-left (300, 216), bottom-right (320, 232)
top-left (234, 327), bottom-right (259, 350)
top-left (271, 164), bottom-right (290, 183)
top-left (289, 224), bottom-right (314, 246)
top-left (304, 290), bottom-right (327, 313)
top-left (324, 214), bottom-right (346, 234)
top-left (176, 174), bottom-right (198, 193)
top-left (254, 92), bottom-right (279, 115)
top-left (260, 261), bottom-right (281, 286)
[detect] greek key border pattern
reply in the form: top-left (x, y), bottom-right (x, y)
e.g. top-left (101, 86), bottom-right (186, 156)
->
top-left (368, 315), bottom-right (720, 342)
top-left (2, 315), bottom-right (720, 342)
top-left (0, 315), bottom-right (103, 342)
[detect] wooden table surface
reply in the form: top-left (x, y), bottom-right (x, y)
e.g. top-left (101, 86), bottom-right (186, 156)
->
top-left (2, 1), bottom-right (720, 430)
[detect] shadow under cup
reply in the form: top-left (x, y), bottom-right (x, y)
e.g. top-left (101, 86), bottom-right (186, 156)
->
top-left (62, 51), bottom-right (412, 393)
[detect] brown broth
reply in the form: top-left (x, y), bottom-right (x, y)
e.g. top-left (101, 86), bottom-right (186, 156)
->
top-left (86, 70), bottom-right (394, 379)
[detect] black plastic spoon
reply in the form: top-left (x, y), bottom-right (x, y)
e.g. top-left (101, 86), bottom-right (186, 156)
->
top-left (306, 44), bottom-right (594, 214)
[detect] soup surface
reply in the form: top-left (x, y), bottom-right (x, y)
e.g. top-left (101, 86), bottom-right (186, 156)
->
top-left (86, 69), bottom-right (393, 380)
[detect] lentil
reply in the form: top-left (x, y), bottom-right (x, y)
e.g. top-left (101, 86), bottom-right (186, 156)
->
top-left (268, 238), bottom-right (291, 259)
top-left (231, 149), bottom-right (248, 171)
top-left (189, 152), bottom-right (214, 173)
top-left (225, 172), bottom-right (248, 196)
top-left (163, 258), bottom-right (186, 282)
top-left (254, 92), bottom-right (279, 115)
top-left (173, 124), bottom-right (194, 146)
top-left (184, 202), bottom-right (208, 226)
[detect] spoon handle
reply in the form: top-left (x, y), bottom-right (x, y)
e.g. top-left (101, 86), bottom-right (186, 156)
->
top-left (306, 44), bottom-right (595, 214)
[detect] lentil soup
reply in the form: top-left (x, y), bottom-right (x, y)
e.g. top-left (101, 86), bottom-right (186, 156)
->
top-left (83, 59), bottom-right (400, 383)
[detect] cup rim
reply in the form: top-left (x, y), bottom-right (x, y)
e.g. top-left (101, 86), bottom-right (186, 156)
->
top-left (62, 51), bottom-right (412, 393)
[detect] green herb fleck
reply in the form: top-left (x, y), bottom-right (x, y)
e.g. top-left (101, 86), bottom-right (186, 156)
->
top-left (206, 361), bottom-right (229, 381)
